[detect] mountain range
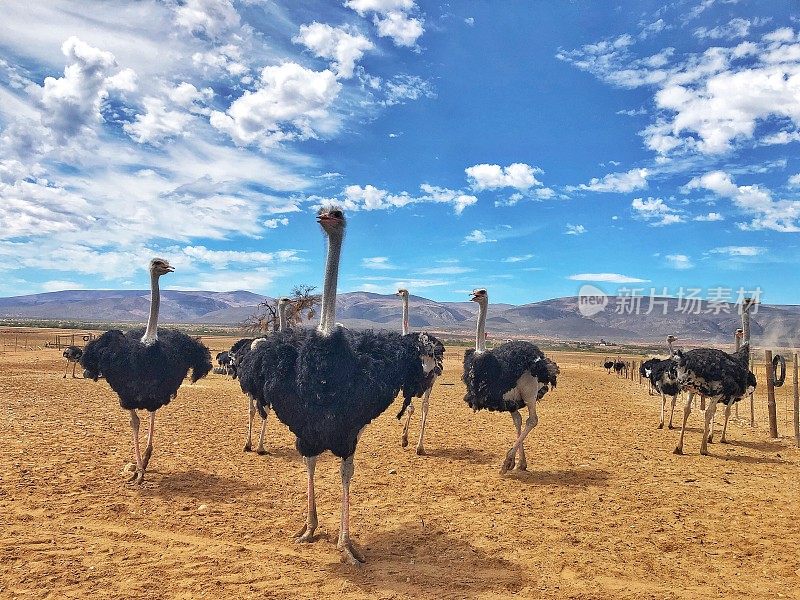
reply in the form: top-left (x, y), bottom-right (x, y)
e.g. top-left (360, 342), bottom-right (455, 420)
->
top-left (1, 289), bottom-right (798, 346)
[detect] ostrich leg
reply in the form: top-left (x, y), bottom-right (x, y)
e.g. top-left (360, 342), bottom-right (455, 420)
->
top-left (63, 360), bottom-right (70, 379)
top-left (142, 411), bottom-right (155, 470)
top-left (337, 455), bottom-right (365, 565)
top-left (294, 456), bottom-right (318, 543)
top-left (510, 410), bottom-right (527, 470)
top-left (255, 408), bottom-right (269, 455)
top-left (128, 410), bottom-right (144, 484)
top-left (244, 397), bottom-right (256, 451)
top-left (658, 392), bottom-right (666, 429)
top-left (700, 400), bottom-right (719, 456)
top-left (720, 402), bottom-right (733, 443)
top-left (416, 379), bottom-right (436, 456)
top-left (673, 393), bottom-right (694, 455)
top-left (72, 361), bottom-right (78, 378)
top-left (668, 394), bottom-right (677, 429)
top-left (400, 402), bottom-right (415, 448)
top-left (501, 398), bottom-right (539, 474)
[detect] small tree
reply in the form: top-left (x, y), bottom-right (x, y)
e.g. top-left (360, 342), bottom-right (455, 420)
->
top-left (241, 284), bottom-right (321, 334)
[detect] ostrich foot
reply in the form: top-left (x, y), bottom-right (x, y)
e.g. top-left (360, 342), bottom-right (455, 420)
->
top-left (243, 442), bottom-right (252, 452)
top-left (500, 450), bottom-right (516, 474)
top-left (673, 447), bottom-right (683, 455)
top-left (142, 446), bottom-right (153, 470)
top-left (255, 448), bottom-right (268, 456)
top-left (668, 424), bottom-right (674, 430)
top-left (62, 374), bottom-right (67, 379)
top-left (514, 460), bottom-right (527, 472)
top-left (293, 524), bottom-right (316, 543)
top-left (700, 448), bottom-right (710, 456)
top-left (415, 446), bottom-right (426, 456)
top-left (658, 423), bottom-right (664, 429)
top-left (706, 435), bottom-right (714, 444)
top-left (338, 535), bottom-right (365, 565)
top-left (127, 469), bottom-right (144, 485)
top-left (720, 436), bottom-right (728, 444)
top-left (401, 432), bottom-right (409, 448)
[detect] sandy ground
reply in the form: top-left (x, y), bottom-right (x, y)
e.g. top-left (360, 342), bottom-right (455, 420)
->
top-left (1, 330), bottom-right (799, 599)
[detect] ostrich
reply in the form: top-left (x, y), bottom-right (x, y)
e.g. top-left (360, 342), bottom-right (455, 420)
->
top-left (237, 207), bottom-right (443, 564)
top-left (613, 358), bottom-right (624, 377)
top-left (639, 359), bottom-right (659, 395)
top-left (707, 329), bottom-right (756, 445)
top-left (669, 334), bottom-right (754, 456)
top-left (640, 342), bottom-right (682, 429)
top-left (62, 345), bottom-right (83, 378)
top-left (462, 289), bottom-right (559, 474)
top-left (395, 288), bottom-right (443, 455)
top-left (214, 351), bottom-right (234, 375)
top-left (239, 297), bottom-right (291, 455)
top-left (603, 358), bottom-right (614, 374)
top-left (80, 258), bottom-right (212, 484)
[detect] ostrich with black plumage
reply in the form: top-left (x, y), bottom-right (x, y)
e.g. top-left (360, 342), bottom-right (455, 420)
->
top-left (395, 288), bottom-right (444, 455)
top-left (62, 345), bottom-right (83, 378)
top-left (238, 297), bottom-right (291, 455)
top-left (640, 336), bottom-right (682, 429)
top-left (80, 258), bottom-right (212, 484)
top-left (462, 288), bottom-right (560, 474)
top-left (603, 358), bottom-right (614, 374)
top-left (613, 358), bottom-right (625, 376)
top-left (670, 331), bottom-right (755, 456)
top-left (237, 207), bottom-right (443, 564)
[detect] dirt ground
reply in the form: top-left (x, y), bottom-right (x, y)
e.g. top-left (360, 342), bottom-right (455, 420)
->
top-left (1, 329), bottom-right (799, 599)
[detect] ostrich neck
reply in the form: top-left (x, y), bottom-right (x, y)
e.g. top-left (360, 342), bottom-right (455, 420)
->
top-left (475, 301), bottom-right (487, 352)
top-left (734, 335), bottom-right (741, 352)
top-left (142, 272), bottom-right (161, 345)
top-left (741, 303), bottom-right (751, 345)
top-left (667, 339), bottom-right (675, 356)
top-left (318, 231), bottom-right (343, 334)
top-left (278, 304), bottom-right (287, 332)
top-left (401, 296), bottom-right (409, 335)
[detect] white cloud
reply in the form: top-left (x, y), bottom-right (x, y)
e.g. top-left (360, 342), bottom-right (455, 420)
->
top-left (574, 168), bottom-right (649, 193)
top-left (464, 17), bottom-right (475, 27)
top-left (293, 22), bottom-right (374, 79)
top-left (694, 211), bottom-right (723, 221)
top-left (418, 184), bottom-right (477, 214)
top-left (789, 174), bottom-right (800, 188)
top-left (41, 280), bottom-right (85, 292)
top-left (684, 170), bottom-right (800, 232)
top-left (173, 0), bottom-right (240, 39)
top-left (346, 0), bottom-right (424, 47)
top-left (503, 254), bottom-right (534, 263)
top-left (761, 130), bottom-right (800, 145)
top-left (665, 254), bottom-right (693, 269)
top-left (169, 82), bottom-right (213, 109)
top-left (462, 229), bottom-right (496, 244)
top-left (694, 18), bottom-right (761, 40)
top-left (210, 62), bottom-right (342, 148)
top-left (709, 246), bottom-right (765, 257)
top-left (362, 256), bottom-right (395, 269)
top-left (383, 74), bottom-right (435, 105)
top-left (631, 196), bottom-right (684, 226)
top-left (264, 217), bottom-right (289, 229)
top-left (124, 97), bottom-right (193, 145)
top-left (416, 265), bottom-right (473, 275)
top-left (568, 273), bottom-right (649, 283)
top-left (310, 182), bottom-right (476, 214)
top-left (565, 224), bottom-right (587, 235)
top-left (182, 246), bottom-right (300, 269)
top-left (465, 162), bottom-right (543, 191)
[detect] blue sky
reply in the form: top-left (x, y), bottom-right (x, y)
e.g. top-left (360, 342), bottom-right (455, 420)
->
top-left (1, 0), bottom-right (799, 304)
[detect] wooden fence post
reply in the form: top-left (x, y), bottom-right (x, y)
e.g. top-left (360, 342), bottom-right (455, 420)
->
top-left (794, 353), bottom-right (799, 447)
top-left (765, 350), bottom-right (778, 438)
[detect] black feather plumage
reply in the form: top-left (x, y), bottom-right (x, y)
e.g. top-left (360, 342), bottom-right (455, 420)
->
top-left (63, 346), bottom-right (83, 362)
top-left (81, 328), bottom-right (212, 411)
top-left (673, 344), bottom-right (754, 405)
top-left (462, 341), bottom-right (558, 413)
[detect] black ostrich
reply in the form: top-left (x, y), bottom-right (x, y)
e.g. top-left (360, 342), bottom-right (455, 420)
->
top-left (613, 359), bottom-right (624, 377)
top-left (62, 345), bottom-right (83, 378)
top-left (640, 341), bottom-right (683, 429)
top-left (462, 289), bottom-right (559, 474)
top-left (214, 351), bottom-right (234, 375)
top-left (80, 258), bottom-right (212, 484)
top-left (238, 297), bottom-right (291, 455)
top-left (639, 358), bottom-right (659, 395)
top-left (395, 288), bottom-right (444, 455)
top-left (238, 207), bottom-right (443, 565)
top-left (603, 358), bottom-right (614, 374)
top-left (669, 334), bottom-right (755, 455)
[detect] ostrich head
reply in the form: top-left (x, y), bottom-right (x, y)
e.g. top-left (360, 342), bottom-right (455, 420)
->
top-left (317, 206), bottom-right (346, 234)
top-left (149, 258), bottom-right (174, 276)
top-left (735, 328), bottom-right (744, 339)
top-left (470, 288), bottom-right (488, 304)
top-left (278, 296), bottom-right (291, 308)
top-left (396, 288), bottom-right (409, 299)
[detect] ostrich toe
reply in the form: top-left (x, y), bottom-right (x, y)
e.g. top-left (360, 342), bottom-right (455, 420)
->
top-left (255, 448), bottom-right (268, 456)
top-left (415, 445), bottom-right (426, 456)
top-left (243, 443), bottom-right (252, 452)
top-left (400, 433), bottom-right (408, 448)
top-left (338, 537), bottom-right (365, 565)
top-left (293, 525), bottom-right (316, 543)
top-left (500, 450), bottom-right (516, 474)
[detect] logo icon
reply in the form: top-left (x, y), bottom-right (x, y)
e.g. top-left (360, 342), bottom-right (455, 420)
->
top-left (578, 284), bottom-right (608, 317)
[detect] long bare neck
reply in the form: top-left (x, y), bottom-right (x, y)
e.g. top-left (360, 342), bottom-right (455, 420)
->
top-left (475, 300), bottom-right (487, 352)
top-left (741, 303), bottom-right (751, 346)
top-left (278, 304), bottom-right (287, 332)
top-left (142, 272), bottom-right (161, 345)
top-left (734, 334), bottom-right (741, 352)
top-left (318, 231), bottom-right (343, 334)
top-left (667, 338), bottom-right (675, 356)
top-left (401, 296), bottom-right (409, 335)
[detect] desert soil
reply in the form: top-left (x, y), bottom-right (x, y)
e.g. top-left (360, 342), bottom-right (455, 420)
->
top-left (1, 329), bottom-right (799, 599)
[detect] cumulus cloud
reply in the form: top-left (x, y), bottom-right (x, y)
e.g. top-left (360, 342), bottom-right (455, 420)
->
top-left (309, 182), bottom-right (476, 214)
top-left (665, 254), bottom-right (693, 269)
top-left (568, 273), bottom-right (649, 283)
top-left (709, 246), bottom-right (765, 256)
top-left (182, 245), bottom-right (300, 269)
top-left (503, 254), bottom-right (534, 263)
top-left (174, 0), bottom-right (240, 38)
top-left (465, 162), bottom-right (543, 191)
top-left (263, 217), bottom-right (289, 229)
top-left (573, 168), bottom-right (649, 193)
top-left (565, 224), bottom-right (587, 235)
top-left (383, 74), bottom-right (436, 105)
top-left (631, 196), bottom-right (684, 226)
top-left (41, 280), bottom-right (85, 292)
top-left (293, 22), bottom-right (374, 79)
top-left (462, 229), bottom-right (496, 244)
top-left (362, 256), bottom-right (395, 269)
top-left (346, 0), bottom-right (424, 47)
top-left (124, 97), bottom-right (193, 145)
top-left (210, 62), bottom-right (341, 148)
top-left (684, 170), bottom-right (800, 232)
top-left (694, 211), bottom-right (723, 221)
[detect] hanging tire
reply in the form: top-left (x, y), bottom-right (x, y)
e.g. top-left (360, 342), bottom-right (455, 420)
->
top-left (772, 354), bottom-right (786, 387)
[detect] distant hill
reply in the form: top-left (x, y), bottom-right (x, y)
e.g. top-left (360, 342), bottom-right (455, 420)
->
top-left (0, 289), bottom-right (797, 345)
